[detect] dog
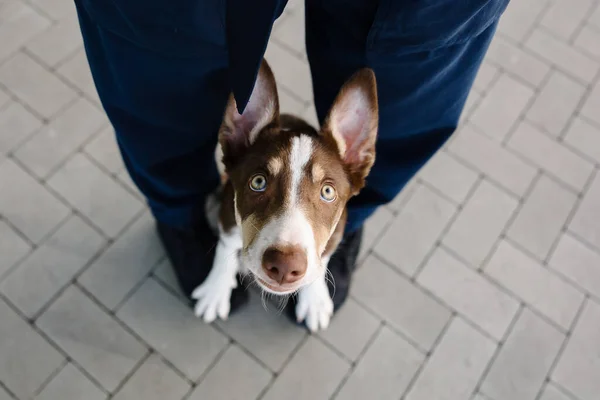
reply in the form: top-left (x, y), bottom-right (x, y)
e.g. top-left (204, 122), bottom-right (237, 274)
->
top-left (192, 60), bottom-right (378, 332)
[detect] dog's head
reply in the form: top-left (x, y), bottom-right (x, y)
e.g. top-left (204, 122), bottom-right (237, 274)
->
top-left (219, 61), bottom-right (378, 295)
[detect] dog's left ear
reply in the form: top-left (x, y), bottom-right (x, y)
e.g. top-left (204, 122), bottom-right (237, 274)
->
top-left (220, 60), bottom-right (279, 166)
top-left (322, 68), bottom-right (378, 194)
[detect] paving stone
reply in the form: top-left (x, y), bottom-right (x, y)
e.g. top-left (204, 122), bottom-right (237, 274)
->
top-left (112, 354), bottom-right (190, 400)
top-left (418, 248), bottom-right (519, 341)
top-left (525, 29), bottom-right (599, 83)
top-left (0, 88), bottom-right (9, 108)
top-left (472, 62), bottom-right (500, 93)
top-left (336, 326), bottom-right (424, 400)
top-left (469, 74), bottom-right (534, 142)
top-left (37, 285), bottom-right (148, 392)
top-left (481, 309), bottom-right (565, 400)
top-left (36, 363), bottom-right (107, 400)
top-left (563, 117), bottom-right (600, 164)
top-left (462, 89), bottom-right (481, 120)
top-left (79, 212), bottom-right (164, 310)
top-left (538, 383), bottom-right (573, 400)
top-left (543, 0), bottom-right (594, 39)
top-left (0, 387), bottom-right (10, 400)
top-left (507, 175), bottom-right (578, 260)
top-left (265, 41), bottom-right (313, 102)
top-left (358, 205), bottom-right (394, 263)
top-left (509, 122), bottom-right (594, 192)
top-left (442, 180), bottom-right (517, 268)
top-left (581, 80), bottom-right (600, 125)
top-left (591, 4), bottom-right (600, 29)
top-left (189, 345), bottom-right (271, 400)
top-left (278, 88), bottom-right (307, 116)
top-left (386, 178), bottom-right (418, 213)
top-left (574, 25), bottom-right (600, 59)
top-left (449, 124), bottom-right (537, 196)
top-left (1, 216), bottom-right (105, 318)
top-left (84, 126), bottom-right (124, 174)
top-left (262, 337), bottom-right (349, 400)
top-left (552, 299), bottom-right (600, 400)
top-left (26, 19), bottom-right (82, 67)
top-left (0, 52), bottom-right (77, 118)
top-left (28, 0), bottom-right (77, 21)
top-left (418, 151), bottom-right (479, 205)
top-left (374, 184), bottom-right (456, 276)
top-left (318, 299), bottom-right (380, 362)
top-left (0, 0), bottom-right (51, 61)
top-left (56, 48), bottom-right (100, 104)
top-left (152, 258), bottom-right (185, 298)
top-left (525, 71), bottom-right (586, 137)
top-left (486, 36), bottom-right (551, 88)
top-left (0, 101), bottom-right (42, 155)
top-left (117, 279), bottom-right (228, 381)
top-left (0, 219), bottom-right (31, 278)
top-left (485, 241), bottom-right (584, 330)
top-left (0, 159), bottom-right (70, 244)
top-left (353, 255), bottom-right (451, 351)
top-left (0, 299), bottom-right (64, 399)
top-left (47, 153), bottom-right (143, 238)
top-left (497, 0), bottom-right (552, 42)
top-left (549, 233), bottom-right (600, 298)
top-left (406, 317), bottom-right (496, 400)
top-left (569, 173), bottom-right (600, 250)
top-left (272, 9), bottom-right (305, 56)
top-left (15, 98), bottom-right (107, 178)
top-left (216, 293), bottom-right (306, 372)
top-left (302, 103), bottom-right (320, 128)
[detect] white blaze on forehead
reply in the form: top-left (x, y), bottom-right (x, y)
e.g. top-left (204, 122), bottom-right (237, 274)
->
top-left (289, 135), bottom-right (313, 205)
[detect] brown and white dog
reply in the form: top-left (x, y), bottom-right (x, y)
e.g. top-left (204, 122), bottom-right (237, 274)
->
top-left (192, 60), bottom-right (378, 332)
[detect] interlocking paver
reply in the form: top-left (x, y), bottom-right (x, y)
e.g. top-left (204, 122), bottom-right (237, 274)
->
top-left (0, 52), bottom-right (77, 119)
top-left (569, 172), bottom-right (600, 250)
top-left (26, 19), bottom-right (82, 67)
top-left (418, 152), bottom-right (479, 205)
top-left (47, 153), bottom-right (143, 238)
top-left (352, 255), bottom-right (451, 351)
top-left (581, 80), bottom-right (600, 126)
top-left (405, 317), bottom-right (496, 400)
top-left (417, 248), bottom-right (519, 341)
top-left (574, 25), bottom-right (600, 60)
top-left (374, 183), bottom-right (456, 276)
top-left (472, 62), bottom-right (500, 93)
top-left (36, 363), bottom-right (107, 400)
top-left (552, 299), bottom-right (600, 400)
top-left (335, 326), bottom-right (423, 400)
top-left (84, 126), bottom-right (125, 174)
top-left (359, 205), bottom-right (393, 263)
top-left (0, 88), bottom-right (9, 109)
top-left (189, 345), bottom-right (271, 400)
top-left (117, 279), bottom-right (228, 381)
top-left (549, 233), bottom-right (600, 298)
top-left (28, 0), bottom-right (78, 21)
top-left (15, 98), bottom-right (107, 178)
top-left (481, 309), bottom-right (565, 400)
top-left (112, 354), bottom-right (190, 400)
top-left (56, 48), bottom-right (101, 104)
top-left (563, 117), bottom-right (600, 164)
top-left (272, 8), bottom-right (305, 57)
top-left (506, 175), bottom-right (578, 260)
top-left (442, 179), bottom-right (517, 268)
top-left (0, 0), bottom-right (51, 61)
top-left (0, 101), bottom-right (42, 156)
top-left (0, 298), bottom-right (64, 399)
top-left (538, 383), bottom-right (572, 400)
top-left (262, 337), bottom-right (348, 400)
top-left (485, 241), bottom-right (585, 330)
top-left (469, 74), bottom-right (535, 142)
top-left (496, 0), bottom-right (552, 42)
top-left (0, 219), bottom-right (31, 278)
top-left (265, 40), bottom-right (313, 102)
top-left (0, 159), bottom-right (70, 244)
top-left (0, 387), bottom-right (11, 400)
top-left (37, 285), bottom-right (148, 392)
top-left (525, 71), bottom-right (586, 137)
top-left (540, 0), bottom-right (595, 40)
top-left (509, 122), bottom-right (594, 192)
top-left (1, 215), bottom-right (105, 318)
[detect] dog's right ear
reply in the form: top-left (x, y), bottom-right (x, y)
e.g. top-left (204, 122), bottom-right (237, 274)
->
top-left (219, 60), bottom-right (279, 166)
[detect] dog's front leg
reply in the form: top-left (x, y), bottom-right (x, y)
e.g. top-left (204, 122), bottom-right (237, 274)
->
top-left (192, 226), bottom-right (241, 322)
top-left (295, 256), bottom-right (335, 333)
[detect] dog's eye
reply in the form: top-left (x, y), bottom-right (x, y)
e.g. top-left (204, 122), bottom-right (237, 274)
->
top-left (320, 184), bottom-right (336, 202)
top-left (249, 174), bottom-right (267, 192)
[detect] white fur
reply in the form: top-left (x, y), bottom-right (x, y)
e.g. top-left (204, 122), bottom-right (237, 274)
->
top-left (295, 271), bottom-right (334, 332)
top-left (192, 226), bottom-right (241, 322)
top-left (289, 135), bottom-right (313, 205)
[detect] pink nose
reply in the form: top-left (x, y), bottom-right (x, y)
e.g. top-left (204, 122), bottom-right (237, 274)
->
top-left (261, 245), bottom-right (307, 284)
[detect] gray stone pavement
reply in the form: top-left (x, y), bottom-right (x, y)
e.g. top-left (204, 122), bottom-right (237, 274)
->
top-left (1, 0), bottom-right (600, 398)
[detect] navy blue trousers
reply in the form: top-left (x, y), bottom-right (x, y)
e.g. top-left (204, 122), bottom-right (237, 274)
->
top-left (74, 0), bottom-right (508, 233)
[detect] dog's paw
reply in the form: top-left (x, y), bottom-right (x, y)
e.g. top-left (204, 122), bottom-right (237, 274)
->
top-left (295, 277), bottom-right (334, 333)
top-left (191, 272), bottom-right (237, 323)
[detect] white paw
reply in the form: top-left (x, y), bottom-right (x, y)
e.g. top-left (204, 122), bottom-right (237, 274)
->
top-left (191, 272), bottom-right (237, 323)
top-left (295, 277), bottom-right (334, 333)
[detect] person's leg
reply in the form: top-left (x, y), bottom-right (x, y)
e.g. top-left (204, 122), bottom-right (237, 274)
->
top-left (73, 0), bottom-right (282, 304)
top-left (305, 0), bottom-right (508, 308)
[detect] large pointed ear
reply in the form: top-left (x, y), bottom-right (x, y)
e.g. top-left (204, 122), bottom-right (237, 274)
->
top-left (219, 60), bottom-right (279, 167)
top-left (322, 68), bottom-right (378, 193)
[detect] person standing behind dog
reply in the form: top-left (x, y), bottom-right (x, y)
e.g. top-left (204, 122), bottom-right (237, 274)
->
top-left (73, 0), bottom-right (509, 317)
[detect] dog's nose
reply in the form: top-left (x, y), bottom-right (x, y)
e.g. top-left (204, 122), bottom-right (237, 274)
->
top-left (262, 245), bottom-right (307, 284)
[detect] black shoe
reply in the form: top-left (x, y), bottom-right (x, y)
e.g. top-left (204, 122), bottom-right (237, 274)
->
top-left (156, 216), bottom-right (249, 313)
top-left (285, 226), bottom-right (363, 323)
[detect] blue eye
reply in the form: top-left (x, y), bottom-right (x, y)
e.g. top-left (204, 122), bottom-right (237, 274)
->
top-left (320, 184), bottom-right (336, 202)
top-left (249, 174), bottom-right (267, 192)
